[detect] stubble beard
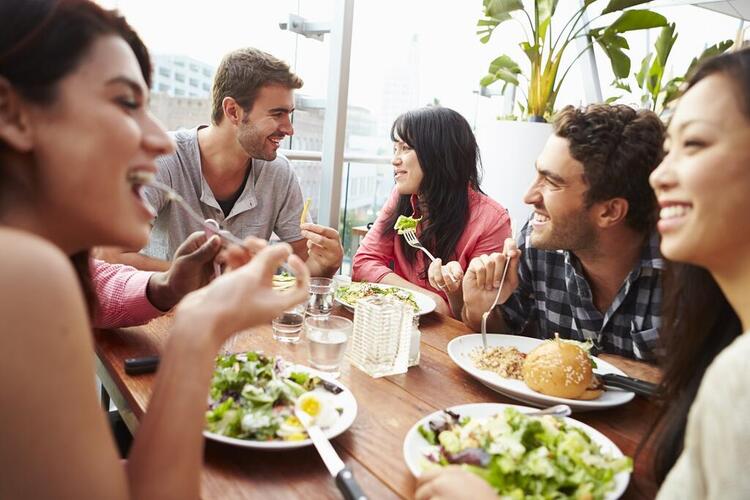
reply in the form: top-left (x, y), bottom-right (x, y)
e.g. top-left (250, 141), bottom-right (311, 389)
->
top-left (237, 121), bottom-right (277, 162)
top-left (529, 208), bottom-right (597, 252)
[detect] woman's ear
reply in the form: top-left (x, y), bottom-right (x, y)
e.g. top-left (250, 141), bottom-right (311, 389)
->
top-left (0, 77), bottom-right (34, 152)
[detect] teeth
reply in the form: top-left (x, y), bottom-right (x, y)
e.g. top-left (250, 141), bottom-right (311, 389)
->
top-left (533, 212), bottom-right (550, 223)
top-left (660, 205), bottom-right (692, 220)
top-left (127, 171), bottom-right (154, 186)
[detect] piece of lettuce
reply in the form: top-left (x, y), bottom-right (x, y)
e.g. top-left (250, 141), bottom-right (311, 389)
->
top-left (393, 215), bottom-right (422, 234)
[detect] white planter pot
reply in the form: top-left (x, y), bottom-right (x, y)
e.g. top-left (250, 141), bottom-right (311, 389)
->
top-left (476, 121), bottom-right (552, 224)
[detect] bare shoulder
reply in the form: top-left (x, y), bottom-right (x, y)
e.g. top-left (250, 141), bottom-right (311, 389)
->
top-left (0, 227), bottom-right (89, 342)
top-left (0, 227), bottom-right (80, 288)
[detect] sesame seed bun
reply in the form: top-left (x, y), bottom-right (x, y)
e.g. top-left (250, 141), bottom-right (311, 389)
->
top-left (522, 337), bottom-right (594, 399)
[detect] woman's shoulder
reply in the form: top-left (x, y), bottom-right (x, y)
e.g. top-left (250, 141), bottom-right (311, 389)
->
top-left (0, 228), bottom-right (80, 295)
top-left (694, 333), bottom-right (750, 413)
top-left (468, 190), bottom-right (510, 224)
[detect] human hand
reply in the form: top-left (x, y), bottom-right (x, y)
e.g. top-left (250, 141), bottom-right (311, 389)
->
top-left (462, 238), bottom-right (520, 324)
top-left (177, 243), bottom-right (310, 342)
top-left (301, 223), bottom-right (344, 276)
top-left (146, 231), bottom-right (222, 311)
top-left (415, 466), bottom-right (497, 500)
top-left (427, 258), bottom-right (463, 294)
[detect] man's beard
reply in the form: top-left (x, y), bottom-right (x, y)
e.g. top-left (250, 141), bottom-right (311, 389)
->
top-left (530, 207), bottom-right (597, 252)
top-left (237, 121), bottom-right (276, 161)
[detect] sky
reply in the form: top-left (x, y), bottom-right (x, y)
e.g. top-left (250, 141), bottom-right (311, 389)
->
top-left (97, 0), bottom-right (742, 125)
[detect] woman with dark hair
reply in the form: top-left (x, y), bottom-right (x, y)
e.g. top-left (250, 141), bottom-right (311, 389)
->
top-left (352, 107), bottom-right (511, 317)
top-left (0, 1), bottom-right (309, 498)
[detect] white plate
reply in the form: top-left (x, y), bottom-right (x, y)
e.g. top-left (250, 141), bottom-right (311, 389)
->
top-left (447, 334), bottom-right (635, 412)
top-left (335, 282), bottom-right (436, 316)
top-left (203, 366), bottom-right (358, 450)
top-left (403, 402), bottom-right (629, 500)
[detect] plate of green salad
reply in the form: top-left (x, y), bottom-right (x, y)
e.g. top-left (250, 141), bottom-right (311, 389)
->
top-left (203, 352), bottom-right (357, 450)
top-left (335, 282), bottom-right (436, 316)
top-left (403, 403), bottom-right (631, 499)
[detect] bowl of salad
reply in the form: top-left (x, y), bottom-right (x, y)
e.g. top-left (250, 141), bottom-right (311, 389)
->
top-left (203, 352), bottom-right (357, 450)
top-left (403, 403), bottom-right (631, 499)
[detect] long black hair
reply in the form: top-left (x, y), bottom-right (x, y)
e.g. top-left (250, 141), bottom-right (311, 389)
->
top-left (0, 0), bottom-right (153, 316)
top-left (645, 48), bottom-right (750, 483)
top-left (385, 107), bottom-right (483, 279)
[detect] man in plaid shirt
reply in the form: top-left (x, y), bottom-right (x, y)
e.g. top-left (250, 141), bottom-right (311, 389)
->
top-left (461, 104), bottom-right (665, 361)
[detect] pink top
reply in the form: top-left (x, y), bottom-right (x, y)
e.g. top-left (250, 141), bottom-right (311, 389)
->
top-left (92, 260), bottom-right (162, 329)
top-left (352, 188), bottom-right (511, 302)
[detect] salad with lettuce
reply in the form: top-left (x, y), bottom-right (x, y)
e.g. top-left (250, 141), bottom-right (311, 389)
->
top-left (205, 352), bottom-right (341, 441)
top-left (393, 214), bottom-right (422, 234)
top-left (336, 282), bottom-right (419, 311)
top-left (418, 407), bottom-right (631, 499)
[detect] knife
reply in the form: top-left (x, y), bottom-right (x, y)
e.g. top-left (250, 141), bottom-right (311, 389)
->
top-left (295, 409), bottom-right (367, 500)
top-left (596, 372), bottom-right (658, 398)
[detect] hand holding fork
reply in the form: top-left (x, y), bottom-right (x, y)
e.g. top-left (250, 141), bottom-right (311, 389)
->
top-left (401, 229), bottom-right (461, 292)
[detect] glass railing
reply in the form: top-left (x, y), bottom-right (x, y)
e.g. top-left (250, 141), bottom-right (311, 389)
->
top-left (285, 150), bottom-right (392, 276)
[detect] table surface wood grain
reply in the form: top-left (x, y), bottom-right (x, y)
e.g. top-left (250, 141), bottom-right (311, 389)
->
top-left (95, 307), bottom-right (661, 500)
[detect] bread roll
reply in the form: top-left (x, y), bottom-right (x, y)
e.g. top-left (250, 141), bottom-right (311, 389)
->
top-left (522, 336), bottom-right (594, 399)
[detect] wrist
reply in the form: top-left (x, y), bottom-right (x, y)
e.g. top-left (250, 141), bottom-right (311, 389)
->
top-left (173, 298), bottom-right (228, 351)
top-left (146, 272), bottom-right (180, 312)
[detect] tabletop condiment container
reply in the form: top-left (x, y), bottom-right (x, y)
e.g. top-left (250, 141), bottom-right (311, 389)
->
top-left (348, 295), bottom-right (412, 377)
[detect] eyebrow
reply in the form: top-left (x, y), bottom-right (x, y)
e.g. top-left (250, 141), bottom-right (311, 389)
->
top-left (535, 162), bottom-right (566, 184)
top-left (673, 118), bottom-right (719, 133)
top-left (105, 76), bottom-right (145, 96)
top-left (269, 106), bottom-right (294, 114)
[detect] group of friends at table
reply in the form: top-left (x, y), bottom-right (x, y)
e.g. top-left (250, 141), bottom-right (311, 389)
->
top-left (1, 0), bottom-right (749, 498)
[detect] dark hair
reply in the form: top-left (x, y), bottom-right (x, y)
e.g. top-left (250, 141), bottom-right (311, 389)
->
top-left (645, 48), bottom-right (750, 483)
top-left (0, 0), bottom-right (153, 316)
top-left (211, 47), bottom-right (303, 125)
top-left (553, 104), bottom-right (665, 234)
top-left (385, 107), bottom-right (483, 279)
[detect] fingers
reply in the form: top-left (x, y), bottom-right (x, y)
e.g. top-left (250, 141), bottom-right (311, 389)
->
top-left (183, 234), bottom-right (222, 264)
top-left (220, 236), bottom-right (267, 270)
top-left (443, 262), bottom-right (464, 293)
top-left (301, 223), bottom-right (340, 240)
top-left (427, 258), bottom-right (443, 290)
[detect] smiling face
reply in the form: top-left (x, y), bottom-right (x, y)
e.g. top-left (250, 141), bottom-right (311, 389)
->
top-left (650, 74), bottom-right (750, 269)
top-left (523, 134), bottom-right (597, 251)
top-left (236, 84), bottom-right (294, 161)
top-left (392, 136), bottom-right (424, 195)
top-left (19, 35), bottom-right (173, 253)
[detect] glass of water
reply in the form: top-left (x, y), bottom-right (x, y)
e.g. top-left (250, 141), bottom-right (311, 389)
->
top-left (307, 277), bottom-right (334, 317)
top-left (305, 315), bottom-right (353, 377)
top-left (271, 304), bottom-right (305, 343)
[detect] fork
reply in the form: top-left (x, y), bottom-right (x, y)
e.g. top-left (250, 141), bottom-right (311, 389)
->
top-left (402, 229), bottom-right (458, 284)
top-left (480, 219), bottom-right (515, 350)
top-left (128, 171), bottom-right (296, 276)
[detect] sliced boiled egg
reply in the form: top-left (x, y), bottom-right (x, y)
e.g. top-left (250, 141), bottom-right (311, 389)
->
top-left (295, 391), bottom-right (338, 429)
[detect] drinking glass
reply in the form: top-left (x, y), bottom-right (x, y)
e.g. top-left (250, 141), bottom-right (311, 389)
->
top-left (307, 277), bottom-right (334, 317)
top-left (305, 315), bottom-right (353, 377)
top-left (271, 304), bottom-right (306, 343)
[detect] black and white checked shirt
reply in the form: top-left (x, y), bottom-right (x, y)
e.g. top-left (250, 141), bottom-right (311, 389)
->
top-left (500, 221), bottom-right (664, 361)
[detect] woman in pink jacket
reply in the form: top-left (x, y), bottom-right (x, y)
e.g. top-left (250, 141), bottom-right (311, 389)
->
top-left (353, 107), bottom-right (511, 318)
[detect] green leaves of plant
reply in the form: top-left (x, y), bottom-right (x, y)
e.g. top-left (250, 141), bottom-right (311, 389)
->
top-left (481, 55), bottom-right (522, 89)
top-left (606, 10), bottom-right (667, 33)
top-left (601, 0), bottom-right (652, 15)
top-left (477, 0), bottom-right (523, 44)
top-left (685, 40), bottom-right (734, 77)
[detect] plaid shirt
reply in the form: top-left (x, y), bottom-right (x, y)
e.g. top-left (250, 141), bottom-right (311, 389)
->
top-left (501, 221), bottom-right (664, 361)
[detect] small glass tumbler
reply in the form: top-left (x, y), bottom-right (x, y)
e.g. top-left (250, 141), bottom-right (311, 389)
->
top-left (305, 315), bottom-right (353, 377)
top-left (307, 277), bottom-right (334, 317)
top-left (271, 303), bottom-right (306, 343)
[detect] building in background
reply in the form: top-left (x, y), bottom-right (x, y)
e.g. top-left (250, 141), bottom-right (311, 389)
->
top-left (151, 54), bottom-right (214, 98)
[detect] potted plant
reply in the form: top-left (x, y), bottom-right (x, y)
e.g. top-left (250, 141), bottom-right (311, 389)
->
top-left (478, 0), bottom-right (669, 122)
top-left (607, 23), bottom-right (733, 116)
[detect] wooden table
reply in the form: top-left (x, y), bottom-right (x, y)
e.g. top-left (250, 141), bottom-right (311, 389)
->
top-left (95, 308), bottom-right (660, 499)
